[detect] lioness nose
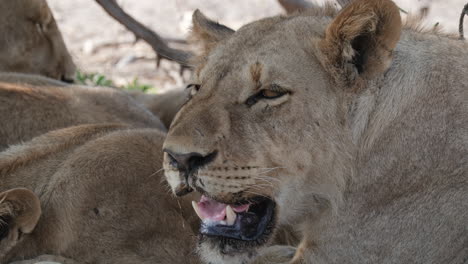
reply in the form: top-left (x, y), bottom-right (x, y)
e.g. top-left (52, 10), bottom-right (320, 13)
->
top-left (164, 149), bottom-right (217, 175)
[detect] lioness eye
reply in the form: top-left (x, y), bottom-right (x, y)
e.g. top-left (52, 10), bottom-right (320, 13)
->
top-left (245, 84), bottom-right (288, 106)
top-left (259, 89), bottom-right (285, 99)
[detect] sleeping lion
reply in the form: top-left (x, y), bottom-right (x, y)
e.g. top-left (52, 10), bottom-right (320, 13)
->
top-left (0, 124), bottom-right (201, 264)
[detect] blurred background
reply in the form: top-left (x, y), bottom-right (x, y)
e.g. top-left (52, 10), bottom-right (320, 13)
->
top-left (47, 0), bottom-right (467, 93)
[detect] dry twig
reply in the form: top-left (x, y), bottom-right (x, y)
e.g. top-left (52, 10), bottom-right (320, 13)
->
top-left (459, 3), bottom-right (468, 40)
top-left (335, 0), bottom-right (352, 8)
top-left (277, 0), bottom-right (353, 14)
top-left (95, 0), bottom-right (193, 68)
top-left (277, 0), bottom-right (314, 13)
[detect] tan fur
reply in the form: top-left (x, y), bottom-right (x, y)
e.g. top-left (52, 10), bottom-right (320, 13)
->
top-left (128, 89), bottom-right (189, 129)
top-left (250, 62), bottom-right (263, 87)
top-left (0, 0), bottom-right (75, 81)
top-left (163, 0), bottom-right (468, 263)
top-left (190, 10), bottom-right (236, 66)
top-left (0, 124), bottom-right (200, 264)
top-left (0, 73), bottom-right (166, 151)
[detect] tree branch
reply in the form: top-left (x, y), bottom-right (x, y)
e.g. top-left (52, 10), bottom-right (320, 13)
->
top-left (336, 0), bottom-right (352, 8)
top-left (459, 3), bottom-right (468, 40)
top-left (277, 0), bottom-right (314, 13)
top-left (95, 0), bottom-right (193, 67)
top-left (278, 0), bottom-right (353, 14)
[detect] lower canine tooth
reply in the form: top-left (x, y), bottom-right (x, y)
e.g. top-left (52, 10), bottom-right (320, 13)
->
top-left (192, 201), bottom-right (204, 220)
top-left (226, 205), bottom-right (237, 225)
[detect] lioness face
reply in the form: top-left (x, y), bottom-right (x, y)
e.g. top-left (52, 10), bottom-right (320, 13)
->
top-left (163, 11), bottom-right (353, 261)
top-left (0, 0), bottom-right (75, 81)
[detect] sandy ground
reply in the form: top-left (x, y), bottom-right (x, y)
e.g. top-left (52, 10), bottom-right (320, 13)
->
top-left (47, 0), bottom-right (467, 93)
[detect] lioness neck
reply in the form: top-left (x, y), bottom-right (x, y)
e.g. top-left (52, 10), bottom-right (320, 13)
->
top-left (349, 29), bottom-right (468, 159)
top-left (313, 29), bottom-right (468, 263)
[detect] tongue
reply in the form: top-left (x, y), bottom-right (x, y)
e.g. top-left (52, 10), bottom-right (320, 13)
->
top-left (197, 195), bottom-right (250, 221)
top-left (197, 196), bottom-right (227, 221)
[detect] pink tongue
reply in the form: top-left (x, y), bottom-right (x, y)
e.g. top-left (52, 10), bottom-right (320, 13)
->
top-left (197, 195), bottom-right (250, 221)
top-left (197, 196), bottom-right (227, 221)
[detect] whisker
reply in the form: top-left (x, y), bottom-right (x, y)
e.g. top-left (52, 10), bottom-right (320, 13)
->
top-left (248, 186), bottom-right (273, 194)
top-left (257, 168), bottom-right (285, 175)
top-left (149, 167), bottom-right (165, 178)
top-left (248, 183), bottom-right (274, 189)
top-left (253, 175), bottom-right (279, 183)
top-left (243, 190), bottom-right (270, 200)
top-left (252, 178), bottom-right (274, 187)
top-left (254, 175), bottom-right (281, 183)
top-left (257, 166), bottom-right (286, 171)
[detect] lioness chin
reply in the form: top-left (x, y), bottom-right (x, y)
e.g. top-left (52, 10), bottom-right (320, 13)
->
top-left (162, 0), bottom-right (467, 263)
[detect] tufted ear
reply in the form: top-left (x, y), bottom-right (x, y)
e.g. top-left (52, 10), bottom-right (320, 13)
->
top-left (25, 0), bottom-right (53, 24)
top-left (0, 188), bottom-right (41, 241)
top-left (319, 0), bottom-right (401, 87)
top-left (191, 10), bottom-right (235, 56)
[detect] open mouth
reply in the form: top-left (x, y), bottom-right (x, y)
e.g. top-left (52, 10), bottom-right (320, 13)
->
top-left (192, 195), bottom-right (276, 250)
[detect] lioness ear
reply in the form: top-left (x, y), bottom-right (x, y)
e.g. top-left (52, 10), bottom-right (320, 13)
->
top-left (319, 0), bottom-right (401, 86)
top-left (0, 188), bottom-right (41, 241)
top-left (191, 10), bottom-right (235, 56)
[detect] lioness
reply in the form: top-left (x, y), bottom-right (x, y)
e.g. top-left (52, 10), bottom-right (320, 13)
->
top-left (162, 0), bottom-right (468, 263)
top-left (0, 123), bottom-right (200, 264)
top-left (0, 0), bottom-right (75, 82)
top-left (0, 73), bottom-right (166, 151)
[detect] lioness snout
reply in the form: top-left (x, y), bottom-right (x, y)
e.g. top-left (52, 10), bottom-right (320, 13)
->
top-left (164, 149), bottom-right (217, 175)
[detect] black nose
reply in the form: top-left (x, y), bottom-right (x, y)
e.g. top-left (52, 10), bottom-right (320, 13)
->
top-left (164, 149), bottom-right (217, 174)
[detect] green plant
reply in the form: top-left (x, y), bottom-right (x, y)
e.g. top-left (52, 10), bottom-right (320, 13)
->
top-left (122, 78), bottom-right (153, 93)
top-left (76, 71), bottom-right (114, 87)
top-left (75, 71), bottom-right (155, 93)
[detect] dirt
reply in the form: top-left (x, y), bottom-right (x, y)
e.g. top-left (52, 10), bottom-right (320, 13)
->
top-left (47, 0), bottom-right (467, 93)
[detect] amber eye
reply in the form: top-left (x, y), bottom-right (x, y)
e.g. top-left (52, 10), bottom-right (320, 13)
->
top-left (259, 89), bottom-right (285, 99)
top-left (245, 85), bottom-right (289, 107)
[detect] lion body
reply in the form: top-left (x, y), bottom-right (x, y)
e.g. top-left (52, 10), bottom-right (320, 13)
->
top-left (0, 1), bottom-right (198, 263)
top-left (0, 73), bottom-right (166, 151)
top-left (0, 124), bottom-right (200, 264)
top-left (0, 74), bottom-right (200, 263)
top-left (163, 2), bottom-right (467, 263)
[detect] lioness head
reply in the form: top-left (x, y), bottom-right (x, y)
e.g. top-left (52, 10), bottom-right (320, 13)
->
top-left (163, 0), bottom-right (401, 262)
top-left (0, 0), bottom-right (75, 81)
top-left (0, 188), bottom-right (41, 259)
